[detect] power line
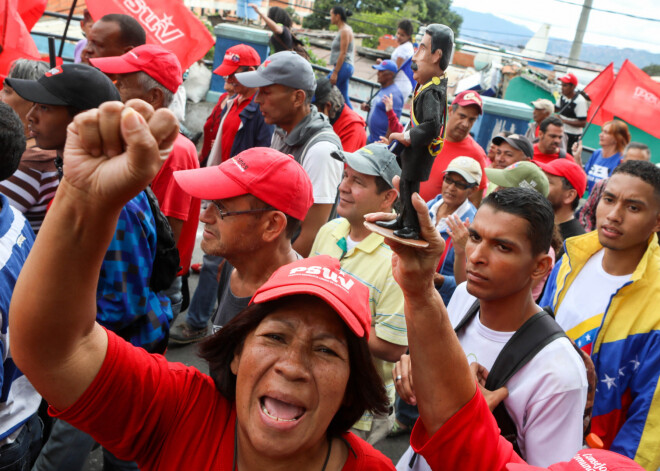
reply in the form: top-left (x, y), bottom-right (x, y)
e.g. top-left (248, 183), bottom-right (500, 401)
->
top-left (552, 0), bottom-right (660, 23)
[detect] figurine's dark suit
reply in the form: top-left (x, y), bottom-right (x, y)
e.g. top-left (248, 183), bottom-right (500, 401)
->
top-left (378, 75), bottom-right (448, 239)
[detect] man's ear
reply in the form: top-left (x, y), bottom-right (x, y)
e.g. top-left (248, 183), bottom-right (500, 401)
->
top-left (531, 252), bottom-right (554, 282)
top-left (261, 211), bottom-right (288, 243)
top-left (293, 89), bottom-right (307, 108)
top-left (562, 189), bottom-right (578, 207)
top-left (432, 48), bottom-right (443, 66)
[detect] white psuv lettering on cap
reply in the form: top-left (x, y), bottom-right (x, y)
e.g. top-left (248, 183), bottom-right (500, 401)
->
top-left (573, 453), bottom-right (608, 471)
top-left (289, 266), bottom-right (355, 290)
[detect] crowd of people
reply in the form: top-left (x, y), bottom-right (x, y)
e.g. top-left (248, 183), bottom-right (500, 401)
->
top-left (0, 9), bottom-right (657, 471)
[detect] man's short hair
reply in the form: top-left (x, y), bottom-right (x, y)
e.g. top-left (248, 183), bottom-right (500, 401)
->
top-left (560, 177), bottom-right (581, 211)
top-left (539, 115), bottom-right (563, 133)
top-left (481, 187), bottom-right (554, 256)
top-left (624, 142), bottom-right (651, 160)
top-left (303, 88), bottom-right (315, 106)
top-left (0, 103), bottom-right (26, 181)
top-left (612, 160), bottom-right (660, 205)
top-left (100, 14), bottom-right (146, 48)
top-left (136, 71), bottom-right (174, 108)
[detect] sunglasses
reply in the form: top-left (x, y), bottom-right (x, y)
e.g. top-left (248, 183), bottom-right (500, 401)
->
top-left (443, 175), bottom-right (476, 191)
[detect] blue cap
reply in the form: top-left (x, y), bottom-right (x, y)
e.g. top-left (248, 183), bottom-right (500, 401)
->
top-left (372, 60), bottom-right (398, 74)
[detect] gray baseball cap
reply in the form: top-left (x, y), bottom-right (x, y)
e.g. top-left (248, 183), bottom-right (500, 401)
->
top-left (492, 134), bottom-right (534, 159)
top-left (331, 144), bottom-right (401, 188)
top-left (235, 51), bottom-right (316, 90)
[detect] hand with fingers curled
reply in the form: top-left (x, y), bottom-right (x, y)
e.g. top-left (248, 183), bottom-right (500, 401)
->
top-left (469, 362), bottom-right (509, 412)
top-left (392, 353), bottom-right (416, 406)
top-left (365, 175), bottom-right (445, 296)
top-left (62, 99), bottom-right (179, 208)
top-left (382, 93), bottom-right (394, 112)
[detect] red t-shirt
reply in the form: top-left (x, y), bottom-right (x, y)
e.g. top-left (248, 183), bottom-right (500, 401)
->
top-left (532, 144), bottom-right (575, 165)
top-left (51, 330), bottom-right (395, 471)
top-left (220, 96), bottom-right (253, 163)
top-left (151, 134), bottom-right (201, 275)
top-left (333, 104), bottom-right (367, 153)
top-left (410, 388), bottom-right (526, 471)
top-left (419, 136), bottom-right (488, 202)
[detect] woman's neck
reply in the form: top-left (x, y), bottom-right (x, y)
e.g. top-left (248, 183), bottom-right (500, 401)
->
top-left (601, 144), bottom-right (618, 158)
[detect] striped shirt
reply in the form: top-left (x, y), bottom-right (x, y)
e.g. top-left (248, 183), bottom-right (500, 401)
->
top-left (0, 146), bottom-right (59, 233)
top-left (310, 218), bottom-right (406, 431)
top-left (0, 195), bottom-right (40, 443)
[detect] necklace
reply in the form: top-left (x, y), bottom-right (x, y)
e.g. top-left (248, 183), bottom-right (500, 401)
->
top-left (232, 419), bottom-right (334, 471)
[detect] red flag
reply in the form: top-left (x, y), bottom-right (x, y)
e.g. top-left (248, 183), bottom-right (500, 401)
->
top-left (18, 0), bottom-right (48, 32)
top-left (86, 0), bottom-right (214, 71)
top-left (599, 60), bottom-right (660, 139)
top-left (584, 63), bottom-right (615, 126)
top-left (0, 0), bottom-right (42, 81)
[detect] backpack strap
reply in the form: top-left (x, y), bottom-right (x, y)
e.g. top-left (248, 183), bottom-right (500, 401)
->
top-left (453, 299), bottom-right (480, 333)
top-left (485, 310), bottom-right (566, 390)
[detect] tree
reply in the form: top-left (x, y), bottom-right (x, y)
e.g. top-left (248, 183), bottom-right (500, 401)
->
top-left (303, 0), bottom-right (462, 39)
top-left (642, 64), bottom-right (660, 76)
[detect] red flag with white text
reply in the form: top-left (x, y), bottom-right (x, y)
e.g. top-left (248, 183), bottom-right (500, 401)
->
top-left (86, 0), bottom-right (214, 71)
top-left (586, 60), bottom-right (660, 139)
top-left (600, 60), bottom-right (660, 139)
top-left (0, 0), bottom-right (42, 81)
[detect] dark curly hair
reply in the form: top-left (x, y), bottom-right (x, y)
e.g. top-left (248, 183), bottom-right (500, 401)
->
top-left (612, 160), bottom-right (660, 204)
top-left (0, 103), bottom-right (26, 181)
top-left (198, 295), bottom-right (390, 437)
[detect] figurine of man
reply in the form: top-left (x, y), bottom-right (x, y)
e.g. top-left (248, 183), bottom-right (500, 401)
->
top-left (376, 24), bottom-right (454, 240)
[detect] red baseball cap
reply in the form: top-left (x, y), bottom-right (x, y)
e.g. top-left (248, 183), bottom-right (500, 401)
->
top-left (537, 159), bottom-right (587, 197)
top-left (559, 72), bottom-right (578, 86)
top-left (173, 147), bottom-right (313, 221)
top-left (251, 256), bottom-right (371, 340)
top-left (452, 90), bottom-right (483, 114)
top-left (213, 44), bottom-right (262, 76)
top-left (90, 44), bottom-right (182, 93)
top-left (507, 449), bottom-right (642, 471)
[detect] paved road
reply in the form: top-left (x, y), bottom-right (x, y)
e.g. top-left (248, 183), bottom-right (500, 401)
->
top-left (82, 224), bottom-right (411, 469)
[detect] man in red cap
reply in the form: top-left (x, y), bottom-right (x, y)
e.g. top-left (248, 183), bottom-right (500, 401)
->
top-left (91, 44), bottom-right (201, 320)
top-left (203, 44), bottom-right (273, 167)
top-left (538, 159), bottom-right (587, 244)
top-left (173, 147), bottom-right (314, 332)
top-left (418, 90), bottom-right (488, 206)
top-left (171, 44), bottom-right (274, 344)
top-left (556, 72), bottom-right (588, 153)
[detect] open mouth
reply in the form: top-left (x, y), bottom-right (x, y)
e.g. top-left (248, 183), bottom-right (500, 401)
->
top-left (260, 396), bottom-right (306, 422)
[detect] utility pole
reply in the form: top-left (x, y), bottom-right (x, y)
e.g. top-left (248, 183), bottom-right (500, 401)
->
top-left (568, 0), bottom-right (593, 67)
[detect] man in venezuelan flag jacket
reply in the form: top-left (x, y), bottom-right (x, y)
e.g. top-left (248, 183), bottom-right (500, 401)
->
top-left (540, 160), bottom-right (660, 470)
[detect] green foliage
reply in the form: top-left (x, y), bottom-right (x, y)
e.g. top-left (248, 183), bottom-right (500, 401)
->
top-left (303, 0), bottom-right (462, 45)
top-left (285, 6), bottom-right (302, 25)
top-left (299, 36), bottom-right (327, 66)
top-left (642, 64), bottom-right (660, 76)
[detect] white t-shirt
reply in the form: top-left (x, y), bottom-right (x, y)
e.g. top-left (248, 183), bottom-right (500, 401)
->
top-left (391, 42), bottom-right (414, 99)
top-left (396, 283), bottom-right (588, 470)
top-left (345, 234), bottom-right (360, 252)
top-left (555, 249), bottom-right (631, 353)
top-left (302, 140), bottom-right (343, 204)
top-left (556, 92), bottom-right (588, 135)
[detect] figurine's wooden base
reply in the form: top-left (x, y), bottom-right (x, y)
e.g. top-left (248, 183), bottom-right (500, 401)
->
top-left (364, 221), bottom-right (430, 248)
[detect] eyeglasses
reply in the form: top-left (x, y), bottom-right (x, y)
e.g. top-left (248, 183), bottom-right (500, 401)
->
top-left (443, 175), bottom-right (476, 191)
top-left (209, 200), bottom-right (274, 220)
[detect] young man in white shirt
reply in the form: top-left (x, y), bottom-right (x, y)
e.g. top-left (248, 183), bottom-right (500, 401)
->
top-left (395, 187), bottom-right (588, 469)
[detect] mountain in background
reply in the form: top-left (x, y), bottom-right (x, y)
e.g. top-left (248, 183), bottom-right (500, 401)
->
top-left (452, 7), bottom-right (660, 69)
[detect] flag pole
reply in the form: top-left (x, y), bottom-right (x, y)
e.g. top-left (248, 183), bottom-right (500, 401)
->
top-left (59, 0), bottom-right (79, 58)
top-left (582, 62), bottom-right (621, 137)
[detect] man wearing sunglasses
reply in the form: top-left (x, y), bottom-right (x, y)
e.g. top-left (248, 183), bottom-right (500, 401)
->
top-left (172, 147), bottom-right (314, 332)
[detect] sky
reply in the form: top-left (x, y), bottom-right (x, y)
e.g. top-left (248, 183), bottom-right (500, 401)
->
top-left (451, 0), bottom-right (660, 54)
